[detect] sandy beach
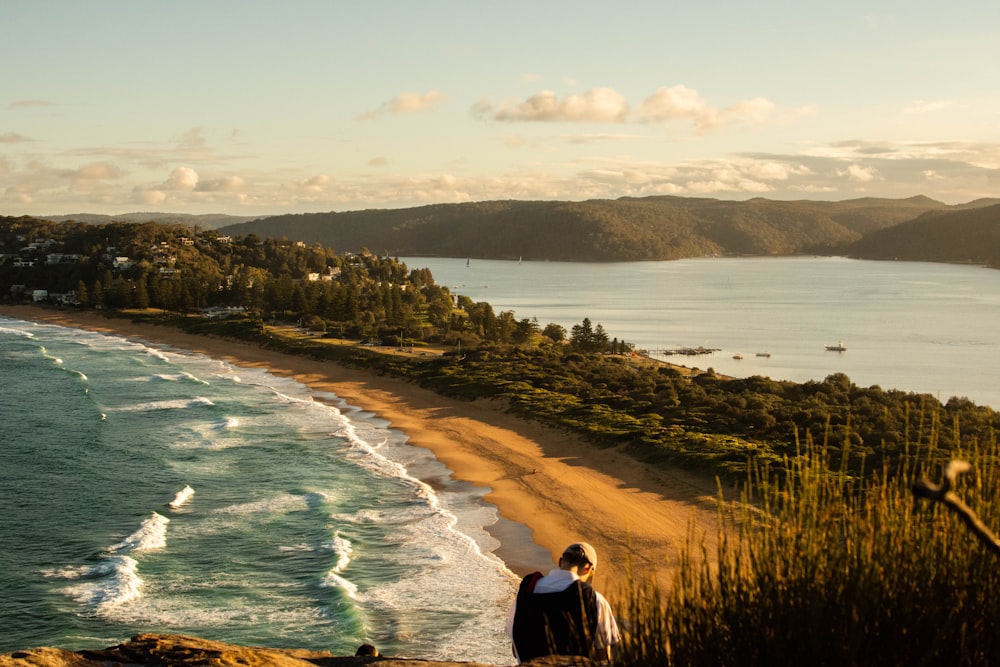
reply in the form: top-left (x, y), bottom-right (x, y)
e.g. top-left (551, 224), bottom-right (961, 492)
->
top-left (0, 305), bottom-right (722, 599)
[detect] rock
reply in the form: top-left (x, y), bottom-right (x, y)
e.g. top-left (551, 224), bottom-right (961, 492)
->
top-left (0, 633), bottom-right (521, 667)
top-left (0, 634), bottom-right (597, 667)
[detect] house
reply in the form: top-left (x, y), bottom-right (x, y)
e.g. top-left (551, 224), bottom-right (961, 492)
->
top-left (46, 253), bottom-right (81, 264)
top-left (200, 306), bottom-right (246, 319)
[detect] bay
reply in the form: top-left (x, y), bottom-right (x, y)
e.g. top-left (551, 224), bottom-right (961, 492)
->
top-left (402, 256), bottom-right (1000, 410)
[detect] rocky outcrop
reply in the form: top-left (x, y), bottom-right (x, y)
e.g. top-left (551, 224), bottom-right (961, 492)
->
top-left (0, 634), bottom-right (592, 667)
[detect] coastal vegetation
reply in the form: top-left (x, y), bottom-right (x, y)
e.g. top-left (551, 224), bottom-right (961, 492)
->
top-left (618, 440), bottom-right (1000, 665)
top-left (4, 214), bottom-right (1000, 662)
top-left (3, 214), bottom-right (998, 482)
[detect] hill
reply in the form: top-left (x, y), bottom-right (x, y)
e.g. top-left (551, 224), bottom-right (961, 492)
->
top-left (848, 202), bottom-right (1000, 268)
top-left (217, 195), bottom-right (954, 261)
top-left (41, 212), bottom-right (260, 230)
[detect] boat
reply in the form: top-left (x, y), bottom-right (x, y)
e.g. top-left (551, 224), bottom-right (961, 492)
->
top-left (825, 340), bottom-right (847, 352)
top-left (755, 352), bottom-right (771, 358)
top-left (732, 353), bottom-right (744, 360)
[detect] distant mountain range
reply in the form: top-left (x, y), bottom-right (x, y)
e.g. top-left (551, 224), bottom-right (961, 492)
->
top-left (37, 195), bottom-right (1000, 266)
top-left (847, 202), bottom-right (1000, 267)
top-left (41, 212), bottom-right (260, 229)
top-left (210, 195), bottom-right (997, 266)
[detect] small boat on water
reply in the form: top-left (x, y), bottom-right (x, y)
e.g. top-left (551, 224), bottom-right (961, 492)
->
top-left (756, 352), bottom-right (771, 358)
top-left (732, 353), bottom-right (744, 360)
top-left (825, 340), bottom-right (847, 352)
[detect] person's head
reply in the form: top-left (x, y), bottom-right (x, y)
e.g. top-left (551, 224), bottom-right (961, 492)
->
top-left (559, 542), bottom-right (598, 581)
top-left (355, 643), bottom-right (378, 656)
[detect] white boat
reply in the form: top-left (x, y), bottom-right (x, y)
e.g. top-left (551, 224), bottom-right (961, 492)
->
top-left (825, 340), bottom-right (847, 352)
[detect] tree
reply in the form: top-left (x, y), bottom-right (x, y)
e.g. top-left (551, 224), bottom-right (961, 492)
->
top-left (134, 274), bottom-right (150, 309)
top-left (542, 323), bottom-right (566, 342)
top-left (75, 280), bottom-right (89, 307)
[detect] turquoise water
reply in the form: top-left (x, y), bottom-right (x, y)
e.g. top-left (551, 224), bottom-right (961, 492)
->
top-left (403, 256), bottom-right (1000, 410)
top-left (0, 318), bottom-right (518, 663)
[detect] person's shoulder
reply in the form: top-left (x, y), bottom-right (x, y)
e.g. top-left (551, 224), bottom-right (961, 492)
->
top-left (518, 571), bottom-right (545, 593)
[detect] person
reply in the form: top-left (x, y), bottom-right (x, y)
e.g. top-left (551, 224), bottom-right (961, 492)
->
top-left (354, 643), bottom-right (379, 656)
top-left (505, 542), bottom-right (621, 663)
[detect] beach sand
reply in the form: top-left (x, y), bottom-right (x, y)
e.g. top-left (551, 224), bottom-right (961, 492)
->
top-left (0, 305), bottom-right (722, 599)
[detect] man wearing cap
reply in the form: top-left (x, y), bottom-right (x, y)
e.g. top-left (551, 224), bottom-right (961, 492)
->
top-left (505, 542), bottom-right (621, 663)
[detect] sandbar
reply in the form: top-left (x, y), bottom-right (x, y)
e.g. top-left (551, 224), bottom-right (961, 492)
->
top-left (0, 305), bottom-right (722, 599)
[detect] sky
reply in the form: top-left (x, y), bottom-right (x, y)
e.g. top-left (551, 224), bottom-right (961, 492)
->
top-left (2, 1), bottom-right (999, 216)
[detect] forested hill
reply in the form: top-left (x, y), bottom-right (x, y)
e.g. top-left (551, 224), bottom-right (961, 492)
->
top-left (217, 195), bottom-right (960, 261)
top-left (44, 212), bottom-right (259, 229)
top-left (848, 201), bottom-right (1000, 268)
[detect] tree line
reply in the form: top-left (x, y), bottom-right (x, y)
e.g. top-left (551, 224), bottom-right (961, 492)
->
top-left (0, 216), bottom-right (629, 353)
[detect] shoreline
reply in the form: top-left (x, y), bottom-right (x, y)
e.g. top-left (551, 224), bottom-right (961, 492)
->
top-left (0, 305), bottom-right (721, 596)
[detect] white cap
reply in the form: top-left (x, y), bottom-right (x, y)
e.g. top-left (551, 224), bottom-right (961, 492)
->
top-left (563, 542), bottom-right (598, 568)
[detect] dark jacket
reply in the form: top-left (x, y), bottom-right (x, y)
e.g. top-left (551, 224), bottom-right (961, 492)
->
top-left (511, 571), bottom-right (599, 662)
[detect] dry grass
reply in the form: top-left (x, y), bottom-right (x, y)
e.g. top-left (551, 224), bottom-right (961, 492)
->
top-left (615, 431), bottom-right (1000, 666)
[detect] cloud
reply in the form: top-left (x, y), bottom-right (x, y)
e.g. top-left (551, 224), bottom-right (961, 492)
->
top-left (0, 132), bottom-right (34, 144)
top-left (838, 164), bottom-right (880, 183)
top-left (357, 90), bottom-right (445, 120)
top-left (8, 99), bottom-right (54, 108)
top-left (561, 132), bottom-right (646, 145)
top-left (475, 87), bottom-right (629, 123)
top-left (73, 162), bottom-right (121, 186)
top-left (638, 85), bottom-right (777, 131)
top-left (165, 166), bottom-right (199, 190)
top-left (903, 99), bottom-right (954, 114)
top-left (177, 128), bottom-right (208, 151)
top-left (196, 175), bottom-right (245, 192)
top-left (475, 85), bottom-right (782, 132)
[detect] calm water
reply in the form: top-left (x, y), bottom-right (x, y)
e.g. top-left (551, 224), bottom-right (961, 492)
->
top-left (403, 256), bottom-right (1000, 410)
top-left (0, 318), bottom-right (518, 662)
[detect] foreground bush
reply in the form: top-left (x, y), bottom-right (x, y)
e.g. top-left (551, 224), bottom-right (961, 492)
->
top-left (617, 434), bottom-right (1000, 666)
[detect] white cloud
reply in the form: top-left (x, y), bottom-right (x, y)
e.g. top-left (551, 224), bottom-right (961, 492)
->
top-left (638, 85), bottom-right (777, 132)
top-left (477, 87), bottom-right (629, 123)
top-left (838, 164), bottom-right (880, 182)
top-left (165, 166), bottom-right (199, 190)
top-left (136, 188), bottom-right (167, 205)
top-left (743, 161), bottom-right (812, 181)
top-left (638, 85), bottom-right (709, 122)
top-left (903, 99), bottom-right (954, 114)
top-left (357, 90), bottom-right (445, 120)
top-left (476, 85), bottom-right (780, 132)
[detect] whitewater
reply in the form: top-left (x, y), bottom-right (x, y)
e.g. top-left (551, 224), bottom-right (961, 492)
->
top-left (0, 316), bottom-right (519, 663)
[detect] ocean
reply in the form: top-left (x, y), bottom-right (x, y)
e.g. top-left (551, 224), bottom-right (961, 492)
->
top-left (402, 256), bottom-right (1000, 410)
top-left (0, 317), bottom-right (519, 663)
